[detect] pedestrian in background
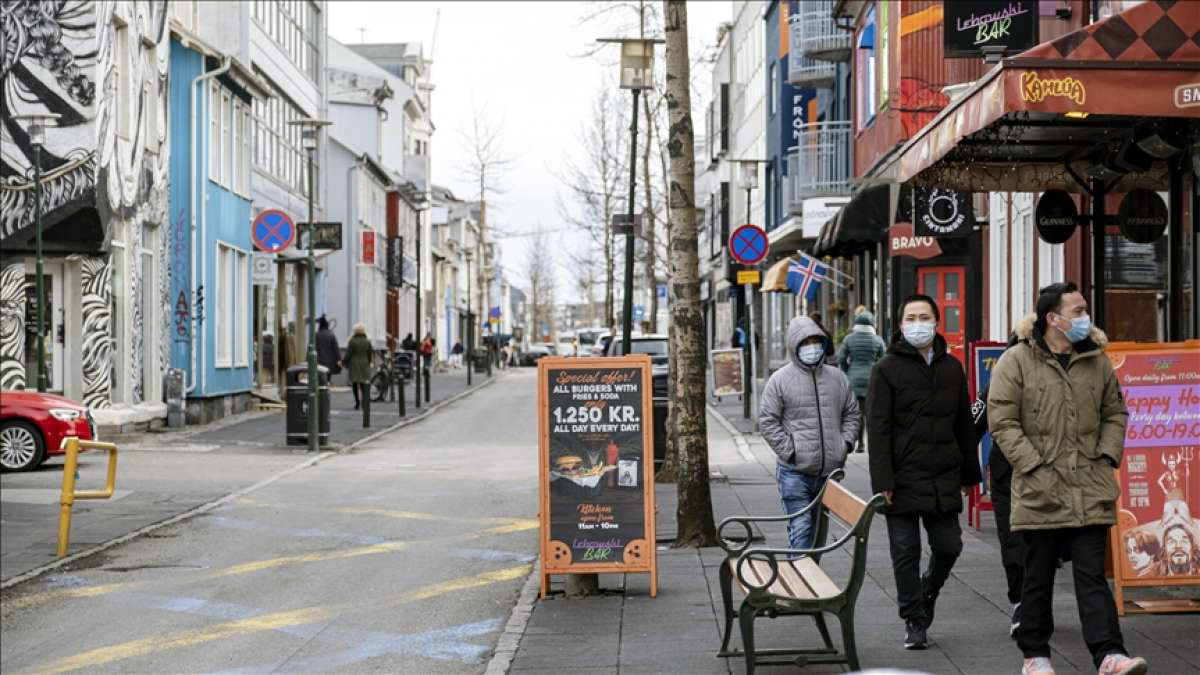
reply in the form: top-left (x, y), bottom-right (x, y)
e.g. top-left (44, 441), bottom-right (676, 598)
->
top-left (451, 340), bottom-right (464, 369)
top-left (867, 294), bottom-right (980, 651)
top-left (419, 332), bottom-right (435, 371)
top-left (345, 323), bottom-right (373, 410)
top-left (988, 282), bottom-right (1145, 675)
top-left (315, 316), bottom-right (342, 380)
top-left (401, 333), bottom-right (417, 353)
top-left (759, 316), bottom-right (861, 551)
top-left (835, 310), bottom-right (885, 452)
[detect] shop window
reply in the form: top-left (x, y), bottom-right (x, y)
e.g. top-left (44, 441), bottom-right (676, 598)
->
top-left (856, 11), bottom-right (876, 131)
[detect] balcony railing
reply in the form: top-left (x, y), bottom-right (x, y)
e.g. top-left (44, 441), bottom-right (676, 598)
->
top-left (793, 1), bottom-right (850, 62)
top-left (785, 121), bottom-right (852, 207)
top-left (789, 53), bottom-right (836, 88)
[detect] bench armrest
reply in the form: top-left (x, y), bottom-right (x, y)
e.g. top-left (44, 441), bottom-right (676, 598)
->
top-left (717, 468), bottom-right (846, 555)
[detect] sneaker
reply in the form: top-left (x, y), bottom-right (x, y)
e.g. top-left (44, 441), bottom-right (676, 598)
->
top-left (921, 572), bottom-right (939, 627)
top-left (1022, 657), bottom-right (1056, 675)
top-left (903, 620), bottom-right (927, 650)
top-left (1010, 602), bottom-right (1021, 637)
top-left (1098, 654), bottom-right (1148, 675)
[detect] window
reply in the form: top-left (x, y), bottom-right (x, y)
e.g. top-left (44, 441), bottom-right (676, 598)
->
top-left (221, 89), bottom-right (232, 185)
top-left (233, 101), bottom-right (251, 196)
top-left (209, 81), bottom-right (220, 181)
top-left (215, 243), bottom-right (249, 368)
top-left (768, 61), bottom-right (777, 116)
top-left (251, 0), bottom-right (321, 82)
top-left (878, 0), bottom-right (889, 111)
top-left (252, 67), bottom-right (311, 199)
top-left (856, 11), bottom-right (877, 130)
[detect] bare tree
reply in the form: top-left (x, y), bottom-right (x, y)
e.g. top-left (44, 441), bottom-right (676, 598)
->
top-left (663, 0), bottom-right (715, 547)
top-left (523, 226), bottom-right (557, 342)
top-left (555, 85), bottom-right (628, 331)
top-left (564, 247), bottom-right (602, 328)
top-left (458, 102), bottom-right (515, 239)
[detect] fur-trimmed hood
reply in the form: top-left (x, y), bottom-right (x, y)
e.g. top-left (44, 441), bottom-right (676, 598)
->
top-left (1013, 312), bottom-right (1109, 350)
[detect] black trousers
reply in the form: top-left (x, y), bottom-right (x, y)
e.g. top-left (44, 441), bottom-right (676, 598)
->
top-left (352, 382), bottom-right (368, 408)
top-left (855, 396), bottom-right (867, 449)
top-left (884, 511), bottom-right (963, 625)
top-left (1016, 526), bottom-right (1126, 667)
top-left (989, 462), bottom-right (1025, 605)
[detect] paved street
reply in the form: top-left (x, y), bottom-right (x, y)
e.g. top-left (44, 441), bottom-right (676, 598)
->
top-left (1, 368), bottom-right (528, 673)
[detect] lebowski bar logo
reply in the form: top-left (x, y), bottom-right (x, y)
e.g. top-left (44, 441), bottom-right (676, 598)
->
top-left (1021, 71), bottom-right (1086, 106)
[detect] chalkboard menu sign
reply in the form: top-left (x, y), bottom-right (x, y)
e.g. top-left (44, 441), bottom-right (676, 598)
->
top-left (944, 1), bottom-right (1039, 58)
top-left (538, 356), bottom-right (657, 598)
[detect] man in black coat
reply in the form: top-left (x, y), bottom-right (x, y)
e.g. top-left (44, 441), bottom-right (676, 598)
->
top-left (867, 294), bottom-right (981, 650)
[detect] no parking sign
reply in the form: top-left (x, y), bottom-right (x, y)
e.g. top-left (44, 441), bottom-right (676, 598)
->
top-left (252, 209), bottom-right (296, 253)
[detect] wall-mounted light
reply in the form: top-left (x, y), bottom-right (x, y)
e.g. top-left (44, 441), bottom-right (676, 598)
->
top-left (1063, 111), bottom-right (1089, 119)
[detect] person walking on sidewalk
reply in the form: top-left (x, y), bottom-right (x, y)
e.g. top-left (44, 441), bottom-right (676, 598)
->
top-left (867, 294), bottom-right (980, 651)
top-left (835, 310), bottom-right (885, 452)
top-left (759, 316), bottom-right (861, 550)
top-left (988, 283), bottom-right (1146, 675)
top-left (419, 332), bottom-right (435, 371)
top-left (345, 323), bottom-right (373, 410)
top-left (315, 316), bottom-right (342, 380)
top-left (451, 340), bottom-right (464, 369)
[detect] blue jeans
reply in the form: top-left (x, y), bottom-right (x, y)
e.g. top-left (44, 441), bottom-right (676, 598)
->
top-left (777, 464), bottom-right (824, 551)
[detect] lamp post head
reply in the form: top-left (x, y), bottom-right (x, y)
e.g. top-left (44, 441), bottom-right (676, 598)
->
top-left (737, 160), bottom-right (759, 191)
top-left (288, 118), bottom-right (331, 152)
top-left (14, 113), bottom-right (62, 148)
top-left (597, 37), bottom-right (663, 90)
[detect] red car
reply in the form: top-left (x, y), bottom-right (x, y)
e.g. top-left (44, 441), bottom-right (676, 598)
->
top-left (0, 391), bottom-right (96, 472)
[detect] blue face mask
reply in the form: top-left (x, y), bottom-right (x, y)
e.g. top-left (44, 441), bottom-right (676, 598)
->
top-left (1058, 314), bottom-right (1092, 342)
top-left (798, 343), bottom-right (824, 365)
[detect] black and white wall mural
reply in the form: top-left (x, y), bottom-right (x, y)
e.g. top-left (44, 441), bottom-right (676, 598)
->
top-left (0, 1), bottom-right (168, 412)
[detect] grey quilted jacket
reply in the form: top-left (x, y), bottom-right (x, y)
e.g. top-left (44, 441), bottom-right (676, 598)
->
top-left (759, 316), bottom-right (862, 476)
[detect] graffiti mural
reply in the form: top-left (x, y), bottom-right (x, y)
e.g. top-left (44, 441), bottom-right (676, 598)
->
top-left (0, 264), bottom-right (27, 390)
top-left (0, 1), bottom-right (98, 240)
top-left (76, 254), bottom-right (112, 409)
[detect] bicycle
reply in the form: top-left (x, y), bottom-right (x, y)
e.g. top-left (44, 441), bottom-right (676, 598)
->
top-left (369, 350), bottom-right (414, 402)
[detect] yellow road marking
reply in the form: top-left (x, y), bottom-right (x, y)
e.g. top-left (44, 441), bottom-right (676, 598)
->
top-left (334, 506), bottom-right (537, 528)
top-left (6, 518), bottom-right (535, 610)
top-left (31, 565), bottom-right (530, 674)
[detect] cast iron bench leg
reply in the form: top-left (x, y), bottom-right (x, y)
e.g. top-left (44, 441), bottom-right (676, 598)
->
top-left (739, 602), bottom-right (757, 675)
top-left (719, 562), bottom-right (734, 654)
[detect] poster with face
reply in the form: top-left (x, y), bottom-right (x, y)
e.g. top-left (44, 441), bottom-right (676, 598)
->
top-left (1111, 348), bottom-right (1200, 581)
top-left (543, 362), bottom-right (651, 568)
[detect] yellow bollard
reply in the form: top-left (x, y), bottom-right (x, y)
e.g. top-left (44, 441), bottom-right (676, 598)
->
top-left (57, 437), bottom-right (119, 557)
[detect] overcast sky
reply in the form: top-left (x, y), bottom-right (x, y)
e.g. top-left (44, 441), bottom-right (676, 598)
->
top-left (327, 1), bottom-right (733, 302)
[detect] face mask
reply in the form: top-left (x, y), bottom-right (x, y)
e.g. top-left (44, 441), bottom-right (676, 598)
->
top-left (798, 343), bottom-right (824, 365)
top-left (1057, 314), bottom-right (1091, 342)
top-left (901, 321), bottom-right (937, 348)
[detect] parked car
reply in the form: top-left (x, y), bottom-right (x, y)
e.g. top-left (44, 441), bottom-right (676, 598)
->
top-left (0, 391), bottom-right (96, 472)
top-left (603, 335), bottom-right (669, 467)
top-left (521, 343), bottom-right (554, 366)
top-left (555, 342), bottom-right (577, 357)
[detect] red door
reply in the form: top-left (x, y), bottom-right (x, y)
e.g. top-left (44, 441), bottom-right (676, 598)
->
top-left (919, 266), bottom-right (965, 365)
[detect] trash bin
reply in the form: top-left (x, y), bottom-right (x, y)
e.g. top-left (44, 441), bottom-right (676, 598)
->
top-left (164, 368), bottom-right (185, 428)
top-left (473, 353), bottom-right (488, 373)
top-left (286, 364), bottom-right (330, 446)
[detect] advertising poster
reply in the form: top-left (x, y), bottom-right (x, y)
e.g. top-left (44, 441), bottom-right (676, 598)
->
top-left (711, 349), bottom-right (744, 397)
top-left (970, 342), bottom-right (1007, 495)
top-left (538, 357), bottom-right (656, 597)
top-left (1109, 346), bottom-right (1200, 584)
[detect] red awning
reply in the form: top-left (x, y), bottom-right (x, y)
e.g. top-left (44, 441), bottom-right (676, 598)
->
top-left (896, 1), bottom-right (1200, 193)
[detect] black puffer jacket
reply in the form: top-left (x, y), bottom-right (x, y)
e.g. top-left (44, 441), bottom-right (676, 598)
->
top-left (866, 333), bottom-right (981, 514)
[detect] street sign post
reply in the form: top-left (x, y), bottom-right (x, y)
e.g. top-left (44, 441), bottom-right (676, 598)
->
top-left (728, 224), bottom-right (768, 266)
top-left (252, 209), bottom-right (296, 254)
top-left (736, 269), bottom-right (760, 285)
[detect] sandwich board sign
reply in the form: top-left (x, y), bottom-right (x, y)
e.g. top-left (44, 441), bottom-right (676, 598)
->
top-left (538, 355), bottom-right (657, 597)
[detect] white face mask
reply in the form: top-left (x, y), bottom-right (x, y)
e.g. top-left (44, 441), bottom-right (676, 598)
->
top-left (901, 321), bottom-right (937, 348)
top-left (798, 343), bottom-right (824, 365)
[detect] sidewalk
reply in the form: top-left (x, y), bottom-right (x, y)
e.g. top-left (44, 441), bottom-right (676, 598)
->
top-left (505, 411), bottom-right (1200, 674)
top-left (0, 367), bottom-right (494, 584)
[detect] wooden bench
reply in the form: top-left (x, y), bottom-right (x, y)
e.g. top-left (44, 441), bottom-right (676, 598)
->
top-left (716, 469), bottom-right (885, 673)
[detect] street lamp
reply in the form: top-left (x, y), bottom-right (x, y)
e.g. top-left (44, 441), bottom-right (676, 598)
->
top-left (14, 113), bottom-right (61, 392)
top-left (597, 36), bottom-right (662, 356)
top-left (289, 117), bottom-right (331, 453)
top-left (465, 250), bottom-right (474, 387)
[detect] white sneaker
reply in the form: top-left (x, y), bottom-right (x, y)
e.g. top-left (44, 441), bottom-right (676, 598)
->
top-left (1098, 654), bottom-right (1148, 675)
top-left (1023, 657), bottom-right (1056, 675)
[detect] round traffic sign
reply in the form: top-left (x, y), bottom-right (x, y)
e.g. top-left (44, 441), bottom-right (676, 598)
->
top-left (728, 224), bottom-right (768, 265)
top-left (252, 209), bottom-right (296, 253)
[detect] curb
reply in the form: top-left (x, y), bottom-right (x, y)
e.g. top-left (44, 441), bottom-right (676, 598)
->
top-left (0, 376), bottom-right (497, 591)
top-left (706, 403), bottom-right (756, 463)
top-left (484, 560), bottom-right (541, 675)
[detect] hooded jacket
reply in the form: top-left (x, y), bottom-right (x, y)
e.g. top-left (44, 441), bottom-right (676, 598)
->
top-left (986, 314), bottom-right (1126, 531)
top-left (759, 316), bottom-right (861, 476)
top-left (866, 331), bottom-right (981, 514)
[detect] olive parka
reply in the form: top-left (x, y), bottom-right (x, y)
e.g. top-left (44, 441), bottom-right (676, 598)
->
top-left (345, 333), bottom-right (374, 384)
top-left (866, 332), bottom-right (981, 514)
top-left (986, 314), bottom-right (1127, 531)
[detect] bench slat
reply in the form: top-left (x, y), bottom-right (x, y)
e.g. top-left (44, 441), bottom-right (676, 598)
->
top-left (775, 561), bottom-right (818, 599)
top-left (821, 480), bottom-right (866, 524)
top-left (792, 557), bottom-right (841, 599)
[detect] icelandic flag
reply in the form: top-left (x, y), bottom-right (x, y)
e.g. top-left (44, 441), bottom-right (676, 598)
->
top-left (787, 256), bottom-right (826, 302)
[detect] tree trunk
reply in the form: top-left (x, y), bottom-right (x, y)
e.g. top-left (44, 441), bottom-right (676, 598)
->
top-left (662, 0), bottom-right (715, 548)
top-left (639, 1), bottom-right (658, 334)
top-left (604, 196), bottom-right (615, 331)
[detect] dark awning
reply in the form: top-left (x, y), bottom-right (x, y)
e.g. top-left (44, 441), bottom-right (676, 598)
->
top-left (896, 1), bottom-right (1200, 193)
top-left (812, 183), bottom-right (906, 259)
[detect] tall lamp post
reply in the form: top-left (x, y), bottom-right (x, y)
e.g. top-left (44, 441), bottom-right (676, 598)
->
top-left (465, 250), bottom-right (474, 387)
top-left (290, 118), bottom-right (331, 453)
top-left (597, 37), bottom-right (661, 356)
top-left (15, 113), bottom-right (61, 392)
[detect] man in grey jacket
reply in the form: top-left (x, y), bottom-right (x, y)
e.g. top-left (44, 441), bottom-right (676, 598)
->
top-left (759, 316), bottom-right (862, 550)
